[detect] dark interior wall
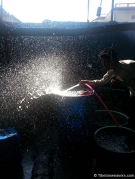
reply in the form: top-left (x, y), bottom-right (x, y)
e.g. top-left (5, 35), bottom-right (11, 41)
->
top-left (1, 31), bottom-right (135, 75)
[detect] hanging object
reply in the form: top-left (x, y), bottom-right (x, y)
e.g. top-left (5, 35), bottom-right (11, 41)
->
top-left (96, 0), bottom-right (102, 17)
top-left (96, 7), bottom-right (102, 17)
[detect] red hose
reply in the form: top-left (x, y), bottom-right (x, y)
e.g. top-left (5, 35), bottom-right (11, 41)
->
top-left (85, 83), bottom-right (119, 127)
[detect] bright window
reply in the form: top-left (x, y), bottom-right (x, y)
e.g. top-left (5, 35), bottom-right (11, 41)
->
top-left (2, 0), bottom-right (88, 23)
top-left (1, 0), bottom-right (135, 23)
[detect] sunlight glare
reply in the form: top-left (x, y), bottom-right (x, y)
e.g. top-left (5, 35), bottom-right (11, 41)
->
top-left (3, 0), bottom-right (88, 23)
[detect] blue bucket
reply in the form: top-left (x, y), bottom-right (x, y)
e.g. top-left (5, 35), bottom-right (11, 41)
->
top-left (55, 87), bottom-right (95, 153)
top-left (0, 128), bottom-right (22, 167)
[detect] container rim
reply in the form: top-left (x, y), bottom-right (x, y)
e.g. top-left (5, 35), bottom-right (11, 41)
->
top-left (95, 110), bottom-right (129, 119)
top-left (55, 90), bottom-right (94, 97)
top-left (95, 110), bottom-right (129, 127)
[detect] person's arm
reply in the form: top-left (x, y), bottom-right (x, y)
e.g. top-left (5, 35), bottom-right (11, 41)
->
top-left (79, 69), bottom-right (114, 86)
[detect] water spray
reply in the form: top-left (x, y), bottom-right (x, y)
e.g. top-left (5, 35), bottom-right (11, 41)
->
top-left (62, 84), bottom-right (79, 93)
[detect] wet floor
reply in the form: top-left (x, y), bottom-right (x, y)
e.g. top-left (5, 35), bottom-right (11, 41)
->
top-left (21, 130), bottom-right (96, 179)
top-left (0, 94), bottom-right (135, 178)
top-left (1, 121), bottom-right (134, 179)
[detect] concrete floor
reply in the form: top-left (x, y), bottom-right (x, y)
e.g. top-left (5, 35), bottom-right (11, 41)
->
top-left (1, 106), bottom-right (135, 179)
top-left (21, 129), bottom-right (96, 179)
top-left (1, 128), bottom-right (135, 179)
top-left (21, 127), bottom-right (135, 179)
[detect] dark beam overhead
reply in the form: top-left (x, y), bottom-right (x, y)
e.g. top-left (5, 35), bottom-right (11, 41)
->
top-left (0, 22), bottom-right (135, 36)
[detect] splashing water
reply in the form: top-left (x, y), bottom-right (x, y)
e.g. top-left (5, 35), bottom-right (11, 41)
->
top-left (0, 56), bottom-right (65, 120)
top-left (0, 34), bottom-right (125, 126)
top-left (45, 86), bottom-right (62, 95)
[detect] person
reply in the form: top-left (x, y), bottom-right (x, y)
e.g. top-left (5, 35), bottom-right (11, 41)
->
top-left (79, 48), bottom-right (135, 129)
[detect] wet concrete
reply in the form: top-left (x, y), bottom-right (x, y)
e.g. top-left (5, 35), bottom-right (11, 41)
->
top-left (29, 130), bottom-right (96, 179)
top-left (1, 119), bottom-right (135, 179)
top-left (20, 120), bottom-right (135, 179)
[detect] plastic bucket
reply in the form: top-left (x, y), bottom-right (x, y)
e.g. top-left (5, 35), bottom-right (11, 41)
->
top-left (55, 88), bottom-right (95, 153)
top-left (94, 126), bottom-right (135, 173)
top-left (0, 128), bottom-right (22, 167)
top-left (95, 110), bottom-right (128, 128)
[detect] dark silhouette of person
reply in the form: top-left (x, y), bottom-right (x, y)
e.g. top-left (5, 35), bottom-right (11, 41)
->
top-left (79, 48), bottom-right (135, 129)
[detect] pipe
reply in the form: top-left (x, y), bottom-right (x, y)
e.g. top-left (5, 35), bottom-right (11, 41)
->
top-left (111, 0), bottom-right (114, 22)
top-left (0, 0), bottom-right (3, 22)
top-left (87, 0), bottom-right (90, 22)
top-left (100, 0), bottom-right (102, 7)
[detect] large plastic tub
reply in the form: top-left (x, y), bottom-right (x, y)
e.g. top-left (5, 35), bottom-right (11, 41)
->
top-left (94, 126), bottom-right (135, 173)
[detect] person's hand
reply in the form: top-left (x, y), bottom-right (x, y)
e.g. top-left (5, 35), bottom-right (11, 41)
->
top-left (111, 79), bottom-right (121, 86)
top-left (79, 80), bottom-right (90, 86)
